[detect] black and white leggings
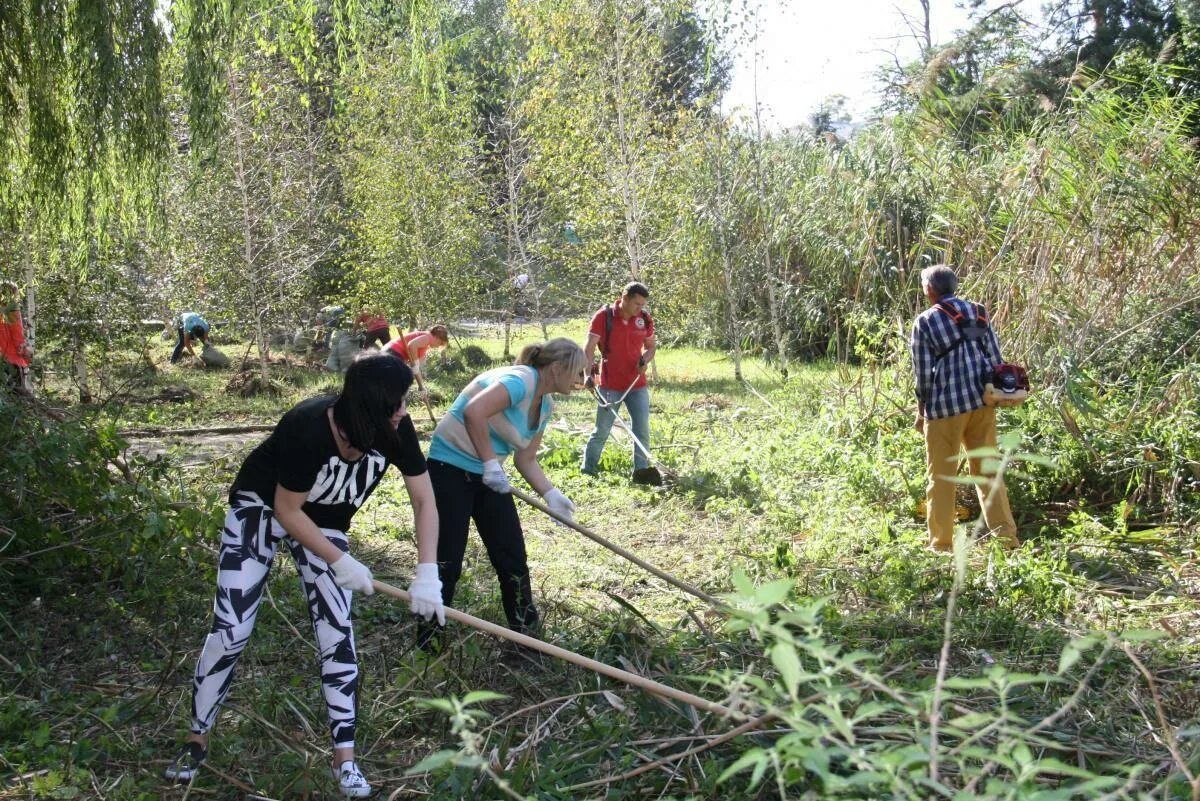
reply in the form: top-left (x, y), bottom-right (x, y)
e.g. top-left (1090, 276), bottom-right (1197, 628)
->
top-left (189, 495), bottom-right (359, 748)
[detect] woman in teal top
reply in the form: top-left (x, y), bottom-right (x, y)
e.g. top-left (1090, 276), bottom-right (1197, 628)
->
top-left (423, 337), bottom-right (587, 648)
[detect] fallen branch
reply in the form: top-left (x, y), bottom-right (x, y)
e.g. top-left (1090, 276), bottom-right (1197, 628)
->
top-left (119, 424), bottom-right (277, 438)
top-left (511, 488), bottom-right (723, 609)
top-left (372, 580), bottom-right (736, 719)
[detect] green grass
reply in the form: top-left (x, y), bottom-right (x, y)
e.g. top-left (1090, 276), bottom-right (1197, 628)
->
top-left (2, 320), bottom-right (1198, 799)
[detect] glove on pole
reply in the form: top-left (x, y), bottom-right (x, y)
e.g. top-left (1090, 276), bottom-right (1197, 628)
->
top-left (510, 488), bottom-right (722, 610)
top-left (372, 579), bottom-right (736, 719)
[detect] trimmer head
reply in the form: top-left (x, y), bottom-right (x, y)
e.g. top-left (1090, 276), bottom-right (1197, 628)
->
top-left (632, 466), bottom-right (663, 486)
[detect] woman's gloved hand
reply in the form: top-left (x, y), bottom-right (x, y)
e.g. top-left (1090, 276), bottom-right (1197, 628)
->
top-left (543, 488), bottom-right (576, 525)
top-left (330, 553), bottom-right (375, 595)
top-left (481, 459), bottom-right (511, 494)
top-left (407, 563), bottom-right (445, 625)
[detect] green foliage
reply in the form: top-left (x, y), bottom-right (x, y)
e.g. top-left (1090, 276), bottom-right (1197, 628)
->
top-left (0, 394), bottom-right (205, 603)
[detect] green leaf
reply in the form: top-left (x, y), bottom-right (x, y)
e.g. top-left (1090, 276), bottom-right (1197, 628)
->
top-left (755, 578), bottom-right (793, 606)
top-left (461, 691), bottom-right (507, 707)
top-left (771, 642), bottom-right (802, 696)
top-left (1119, 629), bottom-right (1166, 642)
top-left (1058, 634), bottom-right (1103, 674)
top-left (405, 749), bottom-right (460, 775)
top-left (716, 748), bottom-right (768, 784)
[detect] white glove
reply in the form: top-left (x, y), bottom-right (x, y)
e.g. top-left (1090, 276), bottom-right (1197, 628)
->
top-left (543, 488), bottom-right (576, 525)
top-left (408, 563), bottom-right (445, 625)
top-left (330, 553), bottom-right (375, 595)
top-left (481, 459), bottom-right (511, 494)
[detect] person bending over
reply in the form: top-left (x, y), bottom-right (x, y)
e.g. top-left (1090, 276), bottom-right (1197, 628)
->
top-left (164, 353), bottom-right (444, 798)
top-left (170, 311), bottom-right (210, 364)
top-left (420, 337), bottom-right (586, 649)
top-left (384, 325), bottom-right (450, 392)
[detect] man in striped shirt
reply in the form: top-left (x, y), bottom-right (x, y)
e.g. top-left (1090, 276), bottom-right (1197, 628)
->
top-left (911, 265), bottom-right (1019, 552)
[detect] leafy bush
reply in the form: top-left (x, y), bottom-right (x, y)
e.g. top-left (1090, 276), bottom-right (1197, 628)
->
top-left (0, 394), bottom-right (208, 605)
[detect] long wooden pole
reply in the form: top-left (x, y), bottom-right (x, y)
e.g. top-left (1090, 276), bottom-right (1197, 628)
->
top-left (509, 488), bottom-right (723, 609)
top-left (371, 580), bottom-right (736, 718)
top-left (421, 392), bottom-right (438, 428)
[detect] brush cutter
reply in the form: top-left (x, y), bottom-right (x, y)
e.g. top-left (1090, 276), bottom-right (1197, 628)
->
top-left (372, 579), bottom-right (735, 718)
top-left (510, 488), bottom-right (722, 610)
top-left (588, 382), bottom-right (674, 484)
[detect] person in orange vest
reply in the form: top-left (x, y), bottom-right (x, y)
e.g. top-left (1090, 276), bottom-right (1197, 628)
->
top-left (0, 280), bottom-right (33, 394)
top-left (384, 325), bottom-right (450, 392)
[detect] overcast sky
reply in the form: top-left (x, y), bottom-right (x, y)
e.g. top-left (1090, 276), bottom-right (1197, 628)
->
top-left (721, 0), bottom-right (981, 129)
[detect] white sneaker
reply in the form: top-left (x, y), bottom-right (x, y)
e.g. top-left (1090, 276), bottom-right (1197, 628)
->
top-left (333, 760), bottom-right (372, 798)
top-left (163, 741), bottom-right (206, 781)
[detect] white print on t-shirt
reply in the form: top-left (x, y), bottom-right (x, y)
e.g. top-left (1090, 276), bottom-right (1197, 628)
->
top-left (307, 453), bottom-right (388, 508)
top-left (635, 317), bottom-right (645, 329)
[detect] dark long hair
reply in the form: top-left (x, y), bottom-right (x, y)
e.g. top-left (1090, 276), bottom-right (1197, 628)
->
top-left (332, 352), bottom-right (413, 453)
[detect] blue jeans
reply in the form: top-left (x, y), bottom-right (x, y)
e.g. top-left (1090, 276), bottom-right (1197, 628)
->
top-left (582, 387), bottom-right (650, 473)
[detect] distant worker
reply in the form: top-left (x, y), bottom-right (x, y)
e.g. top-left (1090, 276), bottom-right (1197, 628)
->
top-left (317, 305), bottom-right (346, 349)
top-left (911, 264), bottom-right (1019, 552)
top-left (0, 280), bottom-right (33, 393)
top-left (171, 311), bottom-right (211, 364)
top-left (384, 325), bottom-right (450, 392)
top-left (353, 311), bottom-right (391, 349)
top-left (581, 282), bottom-right (657, 483)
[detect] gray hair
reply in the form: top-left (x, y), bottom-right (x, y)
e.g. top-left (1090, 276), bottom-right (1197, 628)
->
top-left (920, 264), bottom-right (958, 297)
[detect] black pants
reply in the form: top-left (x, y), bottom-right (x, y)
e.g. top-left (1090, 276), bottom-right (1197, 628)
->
top-left (363, 326), bottom-right (390, 349)
top-left (170, 327), bottom-right (187, 362)
top-left (427, 459), bottom-right (538, 633)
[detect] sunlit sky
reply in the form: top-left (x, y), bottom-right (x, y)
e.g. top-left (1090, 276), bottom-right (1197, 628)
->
top-left (722, 0), bottom-right (983, 129)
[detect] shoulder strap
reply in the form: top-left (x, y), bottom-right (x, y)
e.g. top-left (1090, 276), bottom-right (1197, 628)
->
top-left (932, 301), bottom-right (989, 362)
top-left (602, 306), bottom-right (614, 357)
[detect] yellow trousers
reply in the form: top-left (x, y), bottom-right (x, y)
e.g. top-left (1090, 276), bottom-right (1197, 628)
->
top-left (924, 406), bottom-right (1019, 550)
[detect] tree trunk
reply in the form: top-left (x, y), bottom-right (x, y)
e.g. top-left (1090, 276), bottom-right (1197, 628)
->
top-left (713, 130), bottom-right (742, 382)
top-left (229, 71), bottom-right (269, 383)
top-left (23, 213), bottom-right (35, 349)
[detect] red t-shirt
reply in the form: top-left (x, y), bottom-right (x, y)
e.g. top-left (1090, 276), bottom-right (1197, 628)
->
top-left (354, 313), bottom-right (388, 333)
top-left (0, 306), bottom-right (30, 368)
top-left (589, 303), bottom-right (653, 391)
top-left (385, 331), bottom-right (431, 363)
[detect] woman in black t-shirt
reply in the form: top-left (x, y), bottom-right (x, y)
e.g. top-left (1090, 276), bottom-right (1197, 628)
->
top-left (164, 353), bottom-right (443, 798)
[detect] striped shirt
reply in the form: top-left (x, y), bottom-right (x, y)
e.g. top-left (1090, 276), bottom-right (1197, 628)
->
top-left (911, 295), bottom-right (1003, 420)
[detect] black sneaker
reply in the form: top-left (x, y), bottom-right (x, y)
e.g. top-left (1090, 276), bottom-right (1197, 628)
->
top-left (163, 741), bottom-right (207, 782)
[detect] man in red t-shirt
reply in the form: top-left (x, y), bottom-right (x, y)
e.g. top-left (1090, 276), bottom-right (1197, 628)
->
top-left (581, 282), bottom-right (657, 481)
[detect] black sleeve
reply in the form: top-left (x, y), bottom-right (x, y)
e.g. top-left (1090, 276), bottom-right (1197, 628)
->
top-left (275, 412), bottom-right (327, 493)
top-left (388, 414), bottom-right (428, 476)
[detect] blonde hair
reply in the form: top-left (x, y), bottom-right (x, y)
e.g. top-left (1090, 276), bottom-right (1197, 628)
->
top-left (517, 337), bottom-right (587, 377)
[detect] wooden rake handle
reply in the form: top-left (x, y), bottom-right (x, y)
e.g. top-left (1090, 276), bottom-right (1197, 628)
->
top-left (371, 579), bottom-right (735, 719)
top-left (510, 488), bottom-right (723, 610)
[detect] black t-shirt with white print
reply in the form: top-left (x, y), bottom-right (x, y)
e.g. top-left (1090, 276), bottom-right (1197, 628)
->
top-left (230, 395), bottom-right (427, 531)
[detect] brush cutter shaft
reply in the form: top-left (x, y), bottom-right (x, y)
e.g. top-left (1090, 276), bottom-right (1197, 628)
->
top-left (592, 373), bottom-right (641, 409)
top-left (372, 579), bottom-right (734, 718)
top-left (511, 488), bottom-right (720, 609)
top-left (589, 386), bottom-right (674, 478)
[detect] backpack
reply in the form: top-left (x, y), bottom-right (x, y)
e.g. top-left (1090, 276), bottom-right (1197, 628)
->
top-left (934, 301), bottom-right (1030, 407)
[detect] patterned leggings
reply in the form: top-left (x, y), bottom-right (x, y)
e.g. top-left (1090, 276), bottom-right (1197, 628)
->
top-left (189, 497), bottom-right (359, 747)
